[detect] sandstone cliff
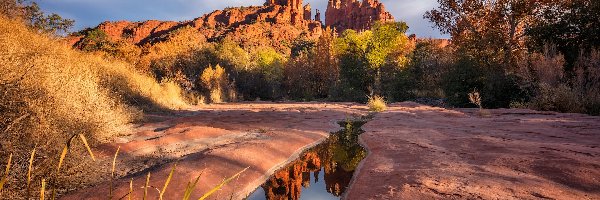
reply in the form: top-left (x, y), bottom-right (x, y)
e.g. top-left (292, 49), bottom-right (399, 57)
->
top-left (71, 0), bottom-right (322, 53)
top-left (326, 0), bottom-right (395, 32)
top-left (71, 0), bottom-right (398, 53)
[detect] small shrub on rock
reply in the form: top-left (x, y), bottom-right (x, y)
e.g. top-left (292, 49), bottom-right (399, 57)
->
top-left (367, 95), bottom-right (387, 112)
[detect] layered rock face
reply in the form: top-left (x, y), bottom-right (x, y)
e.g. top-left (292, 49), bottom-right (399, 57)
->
top-left (326, 0), bottom-right (395, 32)
top-left (72, 0), bottom-right (397, 52)
top-left (266, 0), bottom-right (303, 10)
top-left (71, 0), bottom-right (322, 52)
top-left (95, 20), bottom-right (181, 44)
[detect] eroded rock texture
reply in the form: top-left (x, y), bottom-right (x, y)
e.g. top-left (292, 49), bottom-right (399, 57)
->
top-left (71, 0), bottom-right (323, 53)
top-left (71, 0), bottom-right (400, 53)
top-left (96, 20), bottom-right (180, 44)
top-left (325, 0), bottom-right (395, 32)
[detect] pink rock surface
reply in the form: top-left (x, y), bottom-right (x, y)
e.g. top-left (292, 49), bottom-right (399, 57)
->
top-left (346, 102), bottom-right (600, 199)
top-left (62, 102), bottom-right (365, 200)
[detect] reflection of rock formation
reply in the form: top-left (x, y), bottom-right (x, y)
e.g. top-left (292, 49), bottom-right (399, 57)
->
top-left (259, 121), bottom-right (367, 199)
top-left (325, 0), bottom-right (395, 32)
top-left (262, 152), bottom-right (322, 200)
top-left (324, 164), bottom-right (354, 196)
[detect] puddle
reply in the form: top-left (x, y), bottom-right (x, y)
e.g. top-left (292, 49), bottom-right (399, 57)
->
top-left (246, 119), bottom-right (368, 200)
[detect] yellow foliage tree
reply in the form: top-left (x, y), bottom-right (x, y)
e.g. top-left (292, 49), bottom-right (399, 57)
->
top-left (200, 64), bottom-right (236, 103)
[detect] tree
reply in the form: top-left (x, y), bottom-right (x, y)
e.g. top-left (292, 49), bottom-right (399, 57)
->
top-left (366, 22), bottom-right (411, 95)
top-left (526, 0), bottom-right (600, 66)
top-left (334, 22), bottom-right (411, 100)
top-left (284, 27), bottom-right (338, 100)
top-left (425, 0), bottom-right (546, 69)
top-left (1, 0), bottom-right (74, 34)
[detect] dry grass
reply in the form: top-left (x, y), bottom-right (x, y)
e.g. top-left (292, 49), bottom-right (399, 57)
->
top-left (468, 91), bottom-right (492, 117)
top-left (367, 95), bottom-right (387, 112)
top-left (0, 16), bottom-right (188, 197)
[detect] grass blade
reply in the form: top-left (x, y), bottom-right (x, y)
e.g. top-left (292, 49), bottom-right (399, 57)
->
top-left (143, 172), bottom-right (150, 200)
top-left (28, 147), bottom-right (36, 188)
top-left (183, 182), bottom-right (192, 200)
top-left (159, 163), bottom-right (177, 200)
top-left (40, 178), bottom-right (45, 200)
top-left (112, 146), bottom-right (120, 177)
top-left (198, 167), bottom-right (249, 200)
top-left (110, 146), bottom-right (121, 199)
top-left (57, 145), bottom-right (68, 173)
top-left (183, 172), bottom-right (203, 200)
top-left (129, 178), bottom-right (133, 200)
top-left (79, 134), bottom-right (96, 161)
top-left (0, 153), bottom-right (13, 193)
top-left (51, 189), bottom-right (56, 200)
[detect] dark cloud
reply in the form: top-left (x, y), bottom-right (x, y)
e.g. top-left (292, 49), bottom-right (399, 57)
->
top-left (38, 0), bottom-right (446, 38)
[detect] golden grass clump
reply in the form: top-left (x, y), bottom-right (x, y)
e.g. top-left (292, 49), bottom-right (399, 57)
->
top-left (0, 16), bottom-right (188, 197)
top-left (367, 95), bottom-right (387, 112)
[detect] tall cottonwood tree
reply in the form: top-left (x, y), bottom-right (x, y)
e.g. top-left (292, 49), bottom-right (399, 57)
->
top-left (425, 0), bottom-right (548, 69)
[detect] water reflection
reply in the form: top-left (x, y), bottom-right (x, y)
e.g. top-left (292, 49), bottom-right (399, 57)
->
top-left (247, 120), bottom-right (367, 200)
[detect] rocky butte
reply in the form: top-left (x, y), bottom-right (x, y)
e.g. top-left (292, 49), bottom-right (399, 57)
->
top-left (326, 0), bottom-right (395, 32)
top-left (70, 0), bottom-right (396, 52)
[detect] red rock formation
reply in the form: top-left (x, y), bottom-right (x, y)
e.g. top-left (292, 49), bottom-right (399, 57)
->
top-left (96, 20), bottom-right (180, 44)
top-left (325, 0), bottom-right (395, 32)
top-left (303, 4), bottom-right (312, 21)
top-left (266, 0), bottom-right (303, 11)
top-left (71, 0), bottom-right (324, 53)
top-left (315, 9), bottom-right (321, 22)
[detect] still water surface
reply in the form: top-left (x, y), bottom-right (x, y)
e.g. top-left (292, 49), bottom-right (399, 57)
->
top-left (246, 120), bottom-right (367, 200)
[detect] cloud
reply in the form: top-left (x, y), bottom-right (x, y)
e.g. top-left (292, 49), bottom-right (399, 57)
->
top-left (37, 0), bottom-right (446, 38)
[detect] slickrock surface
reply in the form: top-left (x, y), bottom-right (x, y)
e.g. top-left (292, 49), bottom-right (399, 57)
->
top-left (62, 103), bottom-right (366, 200)
top-left (347, 102), bottom-right (600, 200)
top-left (326, 0), bottom-right (395, 32)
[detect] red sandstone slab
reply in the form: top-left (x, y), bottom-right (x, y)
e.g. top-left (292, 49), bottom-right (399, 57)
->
top-left (62, 103), bottom-right (364, 199)
top-left (346, 102), bottom-right (600, 200)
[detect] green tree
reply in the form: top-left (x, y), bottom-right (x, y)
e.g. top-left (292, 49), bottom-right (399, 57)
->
top-left (527, 0), bottom-right (600, 66)
top-left (76, 28), bottom-right (111, 52)
top-left (335, 29), bottom-right (372, 101)
top-left (334, 22), bottom-right (411, 101)
top-left (1, 0), bottom-right (74, 34)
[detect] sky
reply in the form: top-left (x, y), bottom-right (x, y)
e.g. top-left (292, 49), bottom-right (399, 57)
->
top-left (38, 0), bottom-right (446, 38)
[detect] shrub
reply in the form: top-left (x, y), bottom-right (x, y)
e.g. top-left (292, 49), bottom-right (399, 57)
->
top-left (528, 84), bottom-right (584, 113)
top-left (442, 55), bottom-right (524, 108)
top-left (0, 16), bottom-right (187, 197)
top-left (401, 39), bottom-right (453, 100)
top-left (367, 95), bottom-right (387, 112)
top-left (442, 57), bottom-right (484, 107)
top-left (199, 64), bottom-right (236, 103)
top-left (468, 90), bottom-right (483, 109)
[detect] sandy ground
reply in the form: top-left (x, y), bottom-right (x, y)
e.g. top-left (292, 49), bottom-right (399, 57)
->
top-left (62, 102), bottom-right (365, 200)
top-left (346, 102), bottom-right (600, 200)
